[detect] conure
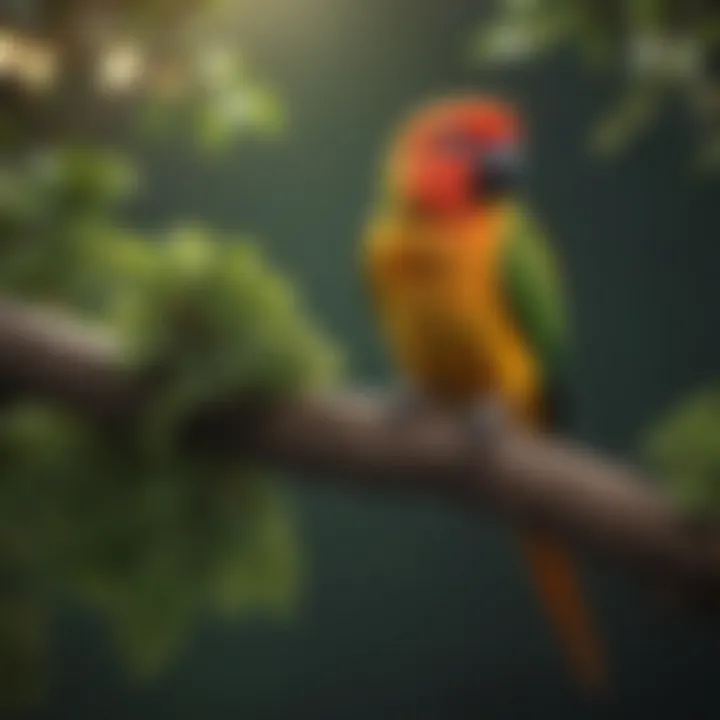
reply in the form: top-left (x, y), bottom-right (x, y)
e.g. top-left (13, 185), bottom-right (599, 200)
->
top-left (361, 95), bottom-right (607, 688)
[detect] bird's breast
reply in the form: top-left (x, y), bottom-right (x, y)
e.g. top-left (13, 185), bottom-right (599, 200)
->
top-left (368, 207), bottom-right (535, 407)
top-left (377, 228), bottom-right (498, 401)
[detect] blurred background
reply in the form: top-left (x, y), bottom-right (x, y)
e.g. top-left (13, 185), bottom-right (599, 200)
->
top-left (2, 0), bottom-right (720, 718)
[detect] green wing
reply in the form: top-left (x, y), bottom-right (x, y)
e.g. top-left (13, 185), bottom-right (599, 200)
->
top-left (501, 207), bottom-right (573, 429)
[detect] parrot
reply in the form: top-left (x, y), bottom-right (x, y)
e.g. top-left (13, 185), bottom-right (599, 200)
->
top-left (361, 94), bottom-right (607, 689)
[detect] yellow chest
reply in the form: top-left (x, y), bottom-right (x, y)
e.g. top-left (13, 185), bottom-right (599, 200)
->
top-left (366, 207), bottom-right (541, 417)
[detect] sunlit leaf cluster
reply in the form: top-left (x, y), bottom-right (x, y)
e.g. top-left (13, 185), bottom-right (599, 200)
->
top-left (642, 384), bottom-right (720, 519)
top-left (0, 150), bottom-right (340, 705)
top-left (474, 0), bottom-right (720, 164)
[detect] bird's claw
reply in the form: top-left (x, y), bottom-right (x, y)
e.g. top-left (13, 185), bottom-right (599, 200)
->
top-left (384, 388), bottom-right (509, 454)
top-left (384, 383), bottom-right (428, 426)
top-left (465, 395), bottom-right (509, 452)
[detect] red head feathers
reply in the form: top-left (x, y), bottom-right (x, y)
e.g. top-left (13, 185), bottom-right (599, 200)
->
top-left (388, 95), bottom-right (525, 216)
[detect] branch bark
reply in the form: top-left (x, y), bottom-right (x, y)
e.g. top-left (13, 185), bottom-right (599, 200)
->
top-left (0, 298), bottom-right (718, 609)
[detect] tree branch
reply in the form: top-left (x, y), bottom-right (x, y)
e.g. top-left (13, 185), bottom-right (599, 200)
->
top-left (0, 297), bottom-right (718, 609)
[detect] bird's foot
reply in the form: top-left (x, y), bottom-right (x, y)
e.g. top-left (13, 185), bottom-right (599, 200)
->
top-left (383, 382), bottom-right (430, 427)
top-left (464, 395), bottom-right (509, 453)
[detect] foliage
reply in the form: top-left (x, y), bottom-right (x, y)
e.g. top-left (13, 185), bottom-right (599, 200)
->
top-left (0, 143), bottom-right (341, 706)
top-left (0, 0), bottom-right (340, 708)
top-left (642, 384), bottom-right (720, 520)
top-left (473, 0), bottom-right (720, 165)
top-left (0, 0), bottom-right (285, 149)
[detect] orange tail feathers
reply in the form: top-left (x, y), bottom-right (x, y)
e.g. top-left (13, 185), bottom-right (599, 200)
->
top-left (520, 531), bottom-right (608, 690)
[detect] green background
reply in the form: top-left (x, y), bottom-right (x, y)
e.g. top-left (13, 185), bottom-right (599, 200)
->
top-left (34, 0), bottom-right (720, 717)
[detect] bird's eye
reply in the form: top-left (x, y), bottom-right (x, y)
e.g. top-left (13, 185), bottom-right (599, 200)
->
top-left (485, 144), bottom-right (522, 168)
top-left (480, 143), bottom-right (525, 197)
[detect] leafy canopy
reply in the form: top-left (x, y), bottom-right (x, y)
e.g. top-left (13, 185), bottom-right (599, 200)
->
top-left (474, 0), bottom-right (720, 166)
top-left (0, 0), bottom-right (341, 707)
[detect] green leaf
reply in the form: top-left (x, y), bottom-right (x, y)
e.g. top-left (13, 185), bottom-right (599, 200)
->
top-left (589, 86), bottom-right (662, 156)
top-left (642, 384), bottom-right (720, 519)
